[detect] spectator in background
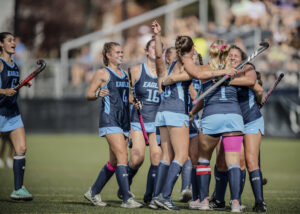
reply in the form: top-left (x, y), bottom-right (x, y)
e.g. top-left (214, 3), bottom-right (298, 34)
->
top-left (193, 35), bottom-right (209, 60)
top-left (248, 0), bottom-right (268, 28)
top-left (13, 37), bottom-right (26, 71)
top-left (71, 46), bottom-right (93, 88)
top-left (137, 25), bottom-right (152, 59)
top-left (229, 0), bottom-right (252, 27)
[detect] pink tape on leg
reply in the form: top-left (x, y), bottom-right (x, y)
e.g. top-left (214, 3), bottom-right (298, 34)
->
top-left (222, 136), bottom-right (243, 152)
top-left (106, 161), bottom-right (116, 172)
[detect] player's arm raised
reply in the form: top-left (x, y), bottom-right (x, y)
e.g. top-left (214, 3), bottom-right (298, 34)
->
top-left (152, 20), bottom-right (167, 92)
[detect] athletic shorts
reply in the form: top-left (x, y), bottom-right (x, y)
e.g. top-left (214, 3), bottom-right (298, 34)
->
top-left (99, 127), bottom-right (129, 137)
top-left (0, 114), bottom-right (24, 132)
top-left (244, 116), bottom-right (264, 135)
top-left (131, 122), bottom-right (156, 133)
top-left (201, 113), bottom-right (244, 135)
top-left (155, 111), bottom-right (189, 127)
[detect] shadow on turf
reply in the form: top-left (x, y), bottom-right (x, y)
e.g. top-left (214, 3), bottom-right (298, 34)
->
top-left (0, 198), bottom-right (29, 203)
top-left (60, 200), bottom-right (191, 209)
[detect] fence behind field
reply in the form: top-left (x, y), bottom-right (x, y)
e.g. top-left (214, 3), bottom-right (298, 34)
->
top-left (19, 93), bottom-right (300, 138)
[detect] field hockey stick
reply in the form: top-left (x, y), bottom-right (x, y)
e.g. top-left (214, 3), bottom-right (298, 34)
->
top-left (193, 41), bottom-right (269, 105)
top-left (14, 59), bottom-right (46, 90)
top-left (258, 72), bottom-right (284, 185)
top-left (259, 73), bottom-right (284, 108)
top-left (128, 68), bottom-right (149, 146)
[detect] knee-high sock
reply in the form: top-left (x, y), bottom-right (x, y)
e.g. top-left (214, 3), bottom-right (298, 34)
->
top-left (239, 169), bottom-right (246, 204)
top-left (91, 162), bottom-right (115, 196)
top-left (191, 165), bottom-right (199, 201)
top-left (162, 160), bottom-right (182, 198)
top-left (127, 165), bottom-right (138, 186)
top-left (144, 164), bottom-right (158, 197)
top-left (228, 164), bottom-right (241, 201)
top-left (116, 164), bottom-right (131, 202)
top-left (214, 166), bottom-right (228, 203)
top-left (153, 161), bottom-right (169, 197)
top-left (196, 159), bottom-right (211, 201)
top-left (181, 159), bottom-right (192, 191)
top-left (249, 169), bottom-right (264, 202)
top-left (13, 154), bottom-right (25, 190)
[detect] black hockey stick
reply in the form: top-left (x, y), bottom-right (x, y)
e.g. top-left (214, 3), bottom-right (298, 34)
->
top-left (259, 72), bottom-right (284, 185)
top-left (15, 59), bottom-right (46, 90)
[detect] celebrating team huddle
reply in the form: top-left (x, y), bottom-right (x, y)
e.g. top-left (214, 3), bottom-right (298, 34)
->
top-left (0, 19), bottom-right (269, 213)
top-left (83, 20), bottom-right (267, 212)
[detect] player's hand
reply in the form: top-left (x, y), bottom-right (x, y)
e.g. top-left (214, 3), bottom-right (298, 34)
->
top-left (95, 88), bottom-right (109, 98)
top-left (151, 20), bottom-right (161, 35)
top-left (188, 111), bottom-right (194, 126)
top-left (134, 98), bottom-right (143, 110)
top-left (4, 88), bottom-right (17, 96)
top-left (224, 67), bottom-right (238, 77)
top-left (99, 89), bottom-right (109, 97)
top-left (18, 80), bottom-right (32, 88)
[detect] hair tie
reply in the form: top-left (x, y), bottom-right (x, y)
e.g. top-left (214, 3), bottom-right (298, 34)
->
top-left (211, 45), bottom-right (218, 49)
top-left (220, 44), bottom-right (227, 51)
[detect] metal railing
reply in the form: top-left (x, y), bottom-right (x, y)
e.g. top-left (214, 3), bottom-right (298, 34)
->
top-left (59, 0), bottom-right (206, 98)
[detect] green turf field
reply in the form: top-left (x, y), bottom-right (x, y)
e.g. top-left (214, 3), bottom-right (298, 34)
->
top-left (0, 134), bottom-right (300, 213)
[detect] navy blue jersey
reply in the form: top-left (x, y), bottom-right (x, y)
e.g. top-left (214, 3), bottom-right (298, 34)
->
top-left (99, 67), bottom-right (130, 131)
top-left (201, 79), bottom-right (242, 119)
top-left (188, 79), bottom-right (201, 118)
top-left (0, 58), bottom-right (20, 116)
top-left (158, 61), bottom-right (191, 115)
top-left (238, 86), bottom-right (262, 124)
top-left (188, 79), bottom-right (201, 133)
top-left (131, 63), bottom-right (160, 123)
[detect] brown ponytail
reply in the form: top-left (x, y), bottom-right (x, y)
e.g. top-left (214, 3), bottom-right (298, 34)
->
top-left (175, 35), bottom-right (194, 64)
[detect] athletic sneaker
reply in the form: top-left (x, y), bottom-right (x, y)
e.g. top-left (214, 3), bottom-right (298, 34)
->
top-left (229, 200), bottom-right (246, 211)
top-left (179, 188), bottom-right (192, 202)
top-left (253, 201), bottom-right (267, 212)
top-left (121, 197), bottom-right (143, 208)
top-left (209, 197), bottom-right (226, 211)
top-left (10, 186), bottom-right (33, 201)
top-left (84, 188), bottom-right (107, 206)
top-left (189, 199), bottom-right (201, 209)
top-left (154, 194), bottom-right (179, 210)
top-left (148, 196), bottom-right (158, 209)
top-left (197, 197), bottom-right (212, 210)
top-left (231, 199), bottom-right (241, 213)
